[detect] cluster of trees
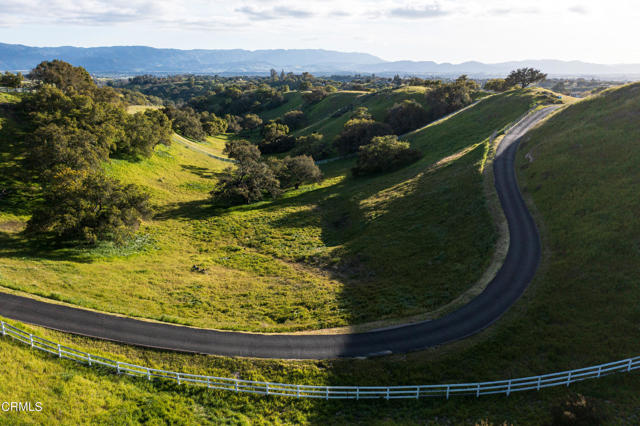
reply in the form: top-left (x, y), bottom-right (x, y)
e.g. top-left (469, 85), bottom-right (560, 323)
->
top-left (352, 135), bottom-right (422, 177)
top-left (334, 108), bottom-right (393, 155)
top-left (19, 60), bottom-right (168, 244)
top-left (0, 71), bottom-right (23, 88)
top-left (211, 140), bottom-right (322, 205)
top-left (163, 106), bottom-right (227, 140)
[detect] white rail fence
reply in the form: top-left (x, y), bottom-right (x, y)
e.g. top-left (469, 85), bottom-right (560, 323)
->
top-left (2, 320), bottom-right (638, 399)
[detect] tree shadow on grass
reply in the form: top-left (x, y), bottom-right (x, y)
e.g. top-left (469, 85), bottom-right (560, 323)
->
top-left (180, 164), bottom-right (225, 179)
top-left (0, 231), bottom-right (95, 263)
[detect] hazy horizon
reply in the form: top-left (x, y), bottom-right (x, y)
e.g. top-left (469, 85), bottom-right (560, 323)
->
top-left (1, 0), bottom-right (639, 64)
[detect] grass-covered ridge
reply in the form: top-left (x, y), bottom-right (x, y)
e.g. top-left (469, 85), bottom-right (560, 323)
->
top-left (1, 89), bottom-right (549, 332)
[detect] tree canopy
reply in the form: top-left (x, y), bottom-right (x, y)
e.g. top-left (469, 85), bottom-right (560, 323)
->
top-left (352, 135), bottom-right (422, 176)
top-left (26, 167), bottom-right (152, 244)
top-left (506, 68), bottom-right (547, 88)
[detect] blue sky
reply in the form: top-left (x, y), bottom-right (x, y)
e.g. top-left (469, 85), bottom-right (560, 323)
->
top-left (1, 0), bottom-right (638, 64)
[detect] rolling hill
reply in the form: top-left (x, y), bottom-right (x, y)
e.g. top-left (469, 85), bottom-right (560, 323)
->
top-left (3, 42), bottom-right (640, 78)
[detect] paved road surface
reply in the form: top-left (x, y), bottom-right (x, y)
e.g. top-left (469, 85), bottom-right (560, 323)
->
top-left (0, 106), bottom-right (558, 359)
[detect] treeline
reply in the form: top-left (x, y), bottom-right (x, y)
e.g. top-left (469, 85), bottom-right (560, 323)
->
top-left (18, 60), bottom-right (172, 244)
top-left (0, 71), bottom-right (23, 88)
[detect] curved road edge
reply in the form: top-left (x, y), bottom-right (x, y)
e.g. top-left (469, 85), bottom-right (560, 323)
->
top-left (0, 106), bottom-right (559, 359)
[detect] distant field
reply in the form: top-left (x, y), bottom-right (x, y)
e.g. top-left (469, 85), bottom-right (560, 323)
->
top-left (126, 104), bottom-right (162, 114)
top-left (0, 89), bottom-right (551, 332)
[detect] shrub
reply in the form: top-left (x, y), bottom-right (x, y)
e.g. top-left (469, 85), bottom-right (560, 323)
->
top-left (259, 121), bottom-right (294, 154)
top-left (352, 135), bottom-right (422, 176)
top-left (242, 113), bottom-right (263, 130)
top-left (163, 106), bottom-right (205, 140)
top-left (484, 78), bottom-right (513, 92)
top-left (302, 88), bottom-right (328, 104)
top-left (26, 167), bottom-right (152, 244)
top-left (385, 100), bottom-right (429, 134)
top-left (281, 110), bottom-right (305, 129)
top-left (118, 109), bottom-right (172, 157)
top-left (270, 155), bottom-right (322, 189)
top-left (292, 133), bottom-right (332, 160)
top-left (333, 118), bottom-right (393, 155)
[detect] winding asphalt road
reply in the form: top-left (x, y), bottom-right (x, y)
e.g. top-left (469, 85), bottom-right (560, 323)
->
top-left (0, 106), bottom-right (558, 359)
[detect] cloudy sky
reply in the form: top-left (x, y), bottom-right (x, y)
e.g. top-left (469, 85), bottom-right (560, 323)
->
top-left (1, 0), bottom-right (638, 64)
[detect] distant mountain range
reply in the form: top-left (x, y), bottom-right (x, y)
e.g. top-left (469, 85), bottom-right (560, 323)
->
top-left (2, 43), bottom-right (640, 79)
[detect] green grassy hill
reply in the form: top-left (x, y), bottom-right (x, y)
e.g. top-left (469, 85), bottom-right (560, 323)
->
top-left (0, 89), bottom-right (551, 333)
top-left (8, 85), bottom-right (640, 423)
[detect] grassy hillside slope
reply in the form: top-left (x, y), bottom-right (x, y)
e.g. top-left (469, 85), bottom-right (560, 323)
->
top-left (10, 86), bottom-right (640, 424)
top-left (0, 89), bottom-right (549, 332)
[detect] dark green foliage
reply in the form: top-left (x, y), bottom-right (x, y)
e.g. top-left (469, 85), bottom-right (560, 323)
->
top-left (20, 86), bottom-right (126, 171)
top-left (225, 114), bottom-right (243, 133)
top-left (333, 118), bottom-right (393, 155)
top-left (302, 88), bottom-right (328, 104)
top-left (385, 99), bottom-right (429, 134)
top-left (259, 121), bottom-right (295, 154)
top-left (506, 68), bottom-right (547, 88)
top-left (291, 133), bottom-right (332, 160)
top-left (425, 80), bottom-right (474, 120)
top-left (29, 60), bottom-right (95, 93)
top-left (200, 111), bottom-right (228, 136)
top-left (26, 167), bottom-right (152, 244)
top-left (162, 106), bottom-right (205, 140)
top-left (352, 135), bottom-right (422, 176)
top-left (223, 139), bottom-right (261, 162)
top-left (28, 124), bottom-right (108, 172)
top-left (270, 155), bottom-right (322, 189)
top-left (242, 113), bottom-right (263, 130)
top-left (484, 78), bottom-right (513, 92)
top-left (17, 61), bottom-right (164, 245)
top-left (211, 141), bottom-right (280, 205)
top-left (118, 109), bottom-right (172, 157)
top-left (281, 110), bottom-right (305, 129)
top-left (0, 71), bottom-right (23, 88)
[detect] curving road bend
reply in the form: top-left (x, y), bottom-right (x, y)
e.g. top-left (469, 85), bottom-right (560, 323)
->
top-left (0, 106), bottom-right (558, 359)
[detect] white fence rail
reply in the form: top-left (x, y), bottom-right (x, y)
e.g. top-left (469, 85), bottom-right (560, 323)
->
top-left (2, 320), bottom-right (638, 399)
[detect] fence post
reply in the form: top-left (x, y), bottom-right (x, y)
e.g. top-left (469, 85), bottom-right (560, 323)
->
top-left (628, 359), bottom-right (633, 372)
top-left (117, 362), bottom-right (121, 374)
top-left (30, 334), bottom-right (34, 348)
top-left (176, 372), bottom-right (181, 385)
top-left (1, 321), bottom-right (5, 336)
top-left (446, 385), bottom-right (450, 399)
top-left (266, 383), bottom-right (270, 395)
top-left (415, 386), bottom-right (420, 399)
top-left (566, 372), bottom-right (571, 387)
top-left (234, 379), bottom-right (239, 392)
top-left (506, 380), bottom-right (512, 396)
top-left (57, 343), bottom-right (62, 358)
top-left (386, 387), bottom-right (390, 400)
top-left (597, 365), bottom-right (602, 378)
top-left (147, 368), bottom-right (151, 381)
top-left (88, 353), bottom-right (92, 366)
top-left (356, 387), bottom-right (360, 400)
top-left (476, 383), bottom-right (481, 397)
top-left (326, 387), bottom-right (329, 400)
top-left (537, 376), bottom-right (541, 391)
